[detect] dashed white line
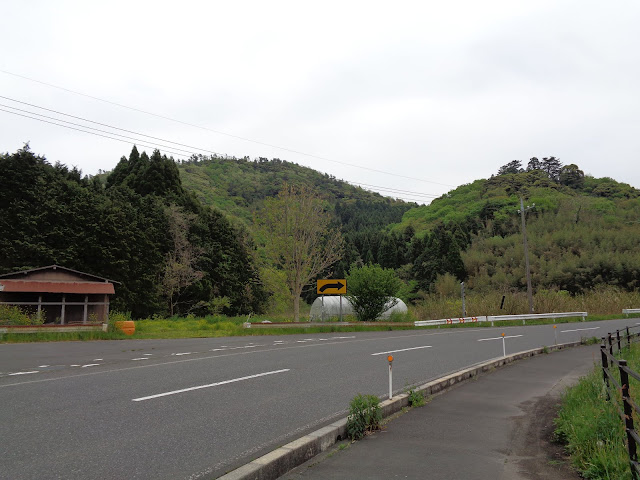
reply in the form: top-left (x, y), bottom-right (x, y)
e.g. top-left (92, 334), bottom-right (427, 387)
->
top-left (132, 358), bottom-right (149, 361)
top-left (82, 364), bottom-right (101, 368)
top-left (210, 348), bottom-right (227, 352)
top-left (143, 354), bottom-right (153, 356)
top-left (9, 371), bottom-right (39, 376)
top-left (70, 364), bottom-right (81, 367)
top-left (371, 346), bottom-right (432, 356)
top-left (132, 368), bottom-right (291, 402)
top-left (560, 327), bottom-right (600, 333)
top-left (173, 352), bottom-right (195, 356)
top-left (38, 365), bottom-right (50, 368)
top-left (93, 358), bottom-right (103, 361)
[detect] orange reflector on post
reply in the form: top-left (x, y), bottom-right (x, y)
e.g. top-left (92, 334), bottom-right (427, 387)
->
top-left (388, 355), bottom-right (393, 362)
top-left (501, 333), bottom-right (505, 337)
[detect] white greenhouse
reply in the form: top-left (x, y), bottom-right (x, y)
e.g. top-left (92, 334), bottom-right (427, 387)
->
top-left (309, 296), bottom-right (408, 321)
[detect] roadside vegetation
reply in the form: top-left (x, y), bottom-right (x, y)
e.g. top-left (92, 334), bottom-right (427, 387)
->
top-left (555, 343), bottom-right (640, 479)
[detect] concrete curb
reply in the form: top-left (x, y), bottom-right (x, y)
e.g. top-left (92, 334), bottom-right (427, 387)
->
top-left (217, 340), bottom-right (584, 480)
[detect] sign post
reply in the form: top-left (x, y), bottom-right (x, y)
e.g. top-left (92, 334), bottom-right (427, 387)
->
top-left (388, 355), bottom-right (394, 400)
top-left (317, 279), bottom-right (347, 321)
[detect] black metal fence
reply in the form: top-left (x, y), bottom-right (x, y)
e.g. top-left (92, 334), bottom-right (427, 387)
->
top-left (601, 326), bottom-right (640, 479)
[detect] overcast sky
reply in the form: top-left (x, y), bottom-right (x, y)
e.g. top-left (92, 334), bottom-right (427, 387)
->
top-left (2, 1), bottom-right (639, 203)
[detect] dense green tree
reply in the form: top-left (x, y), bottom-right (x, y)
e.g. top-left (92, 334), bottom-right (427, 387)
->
top-left (497, 160), bottom-right (524, 175)
top-left (346, 263), bottom-right (401, 321)
top-left (559, 164), bottom-right (585, 189)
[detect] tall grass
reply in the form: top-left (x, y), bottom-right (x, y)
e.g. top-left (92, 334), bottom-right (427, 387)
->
top-left (413, 286), bottom-right (640, 320)
top-left (555, 342), bottom-right (640, 479)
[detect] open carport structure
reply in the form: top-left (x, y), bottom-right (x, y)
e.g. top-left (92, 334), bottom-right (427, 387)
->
top-left (0, 265), bottom-right (117, 324)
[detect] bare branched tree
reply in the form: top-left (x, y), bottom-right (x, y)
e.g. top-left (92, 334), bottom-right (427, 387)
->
top-left (162, 205), bottom-right (204, 316)
top-left (259, 184), bottom-right (344, 321)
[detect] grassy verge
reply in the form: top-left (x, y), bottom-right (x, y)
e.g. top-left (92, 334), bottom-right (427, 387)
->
top-left (1, 312), bottom-right (636, 343)
top-left (555, 343), bottom-right (640, 479)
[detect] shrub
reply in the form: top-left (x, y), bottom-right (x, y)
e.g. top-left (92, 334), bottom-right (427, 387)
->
top-left (346, 394), bottom-right (382, 440)
top-left (407, 388), bottom-right (426, 407)
top-left (0, 305), bottom-right (44, 326)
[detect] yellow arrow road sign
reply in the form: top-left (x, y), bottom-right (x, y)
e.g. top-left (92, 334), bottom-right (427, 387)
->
top-left (317, 279), bottom-right (347, 295)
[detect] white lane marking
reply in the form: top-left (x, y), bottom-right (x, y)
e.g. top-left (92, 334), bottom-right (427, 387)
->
top-left (1, 328), bottom-right (546, 388)
top-left (132, 358), bottom-right (149, 361)
top-left (560, 327), bottom-right (600, 333)
top-left (478, 335), bottom-right (524, 341)
top-left (172, 352), bottom-right (195, 356)
top-left (371, 346), bottom-right (432, 356)
top-left (334, 336), bottom-right (356, 339)
top-left (317, 339), bottom-right (328, 341)
top-left (82, 364), bottom-right (101, 368)
top-left (210, 348), bottom-right (227, 352)
top-left (9, 371), bottom-right (39, 376)
top-left (304, 339), bottom-right (314, 341)
top-left (296, 340), bottom-right (307, 343)
top-left (93, 358), bottom-right (103, 361)
top-left (143, 354), bottom-right (153, 356)
top-left (132, 369), bottom-right (291, 402)
top-left (70, 364), bottom-right (81, 367)
top-left (38, 365), bottom-right (50, 368)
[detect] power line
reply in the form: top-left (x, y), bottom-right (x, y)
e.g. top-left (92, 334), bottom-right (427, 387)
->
top-left (0, 69), bottom-right (456, 188)
top-left (0, 103), bottom-right (202, 157)
top-left (0, 95), bottom-right (221, 157)
top-left (1, 107), bottom-right (436, 204)
top-left (0, 108), bottom-right (191, 159)
top-left (349, 181), bottom-right (441, 199)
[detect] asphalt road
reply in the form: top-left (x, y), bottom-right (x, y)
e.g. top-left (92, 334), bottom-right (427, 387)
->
top-left (1, 318), bottom-right (637, 480)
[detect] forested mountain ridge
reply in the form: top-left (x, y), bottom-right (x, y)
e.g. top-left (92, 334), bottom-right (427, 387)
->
top-left (3, 147), bottom-right (639, 321)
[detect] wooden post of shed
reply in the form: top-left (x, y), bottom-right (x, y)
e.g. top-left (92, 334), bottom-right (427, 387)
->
top-left (83, 295), bottom-right (89, 324)
top-left (61, 294), bottom-right (66, 324)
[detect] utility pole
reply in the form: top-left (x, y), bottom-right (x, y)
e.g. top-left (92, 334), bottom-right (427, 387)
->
top-left (518, 197), bottom-right (535, 314)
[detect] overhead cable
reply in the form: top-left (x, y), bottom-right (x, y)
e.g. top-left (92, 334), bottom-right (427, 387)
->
top-left (0, 69), bottom-right (456, 188)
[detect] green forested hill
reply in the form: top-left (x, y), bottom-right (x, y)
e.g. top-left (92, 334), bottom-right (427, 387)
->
top-left (176, 155), bottom-right (416, 278)
top-left (391, 160), bottom-right (640, 295)
top-left (3, 146), bottom-right (639, 320)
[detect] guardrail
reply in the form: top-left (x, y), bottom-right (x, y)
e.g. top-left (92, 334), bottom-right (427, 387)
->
top-left (600, 326), bottom-right (640, 479)
top-left (487, 312), bottom-right (587, 326)
top-left (414, 316), bottom-right (487, 327)
top-left (414, 312), bottom-right (587, 328)
top-left (624, 309), bottom-right (640, 317)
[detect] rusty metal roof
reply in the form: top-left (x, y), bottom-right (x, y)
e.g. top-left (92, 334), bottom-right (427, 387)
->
top-left (0, 265), bottom-right (120, 284)
top-left (0, 280), bottom-right (115, 294)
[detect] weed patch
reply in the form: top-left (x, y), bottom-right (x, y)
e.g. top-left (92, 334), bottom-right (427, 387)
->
top-left (346, 394), bottom-right (382, 441)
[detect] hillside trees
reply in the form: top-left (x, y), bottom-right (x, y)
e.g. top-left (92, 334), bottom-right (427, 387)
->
top-left (0, 145), bottom-right (266, 318)
top-left (258, 184), bottom-right (344, 321)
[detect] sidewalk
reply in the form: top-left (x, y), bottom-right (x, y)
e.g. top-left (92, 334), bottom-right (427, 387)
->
top-left (282, 344), bottom-right (599, 480)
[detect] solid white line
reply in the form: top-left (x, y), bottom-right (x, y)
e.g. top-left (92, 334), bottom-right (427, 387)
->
top-left (9, 371), bottom-right (39, 376)
top-left (478, 335), bottom-right (524, 342)
top-left (560, 327), bottom-right (600, 333)
top-left (371, 346), bottom-right (432, 356)
top-left (132, 369), bottom-right (290, 402)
